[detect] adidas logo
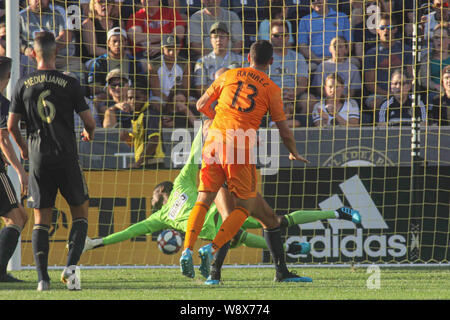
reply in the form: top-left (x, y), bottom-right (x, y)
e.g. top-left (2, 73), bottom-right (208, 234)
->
top-left (286, 175), bottom-right (408, 259)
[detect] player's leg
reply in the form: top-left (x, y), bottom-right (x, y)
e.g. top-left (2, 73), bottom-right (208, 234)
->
top-left (33, 208), bottom-right (52, 291)
top-left (0, 172), bottom-right (28, 282)
top-left (65, 200), bottom-right (89, 267)
top-left (279, 208), bottom-right (361, 227)
top-left (180, 190), bottom-right (217, 278)
top-left (199, 164), bottom-right (257, 279)
top-left (0, 206), bottom-right (27, 282)
top-left (27, 163), bottom-right (57, 291)
top-left (199, 196), bottom-right (257, 278)
top-left (58, 159), bottom-right (89, 288)
top-left (253, 193), bottom-right (312, 283)
top-left (181, 161), bottom-right (224, 278)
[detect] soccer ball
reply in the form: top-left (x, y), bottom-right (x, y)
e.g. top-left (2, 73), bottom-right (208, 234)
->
top-left (157, 229), bottom-right (183, 255)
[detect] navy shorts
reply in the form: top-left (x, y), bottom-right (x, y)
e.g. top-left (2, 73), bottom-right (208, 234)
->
top-left (0, 171), bottom-right (19, 217)
top-left (27, 157), bottom-right (89, 209)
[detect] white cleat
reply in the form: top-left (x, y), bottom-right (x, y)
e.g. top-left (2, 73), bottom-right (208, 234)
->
top-left (82, 236), bottom-right (103, 253)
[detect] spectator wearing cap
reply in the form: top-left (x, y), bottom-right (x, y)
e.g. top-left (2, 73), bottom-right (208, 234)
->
top-left (81, 0), bottom-right (124, 60)
top-left (119, 76), bottom-right (166, 169)
top-left (188, 0), bottom-right (243, 59)
top-left (148, 34), bottom-right (191, 107)
top-left (86, 26), bottom-right (147, 98)
top-left (193, 22), bottom-right (246, 98)
top-left (126, 0), bottom-right (186, 59)
top-left (429, 64), bottom-right (450, 126)
top-left (100, 68), bottom-right (133, 128)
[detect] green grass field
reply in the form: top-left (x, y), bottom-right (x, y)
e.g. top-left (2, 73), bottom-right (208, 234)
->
top-left (1, 266), bottom-right (449, 300)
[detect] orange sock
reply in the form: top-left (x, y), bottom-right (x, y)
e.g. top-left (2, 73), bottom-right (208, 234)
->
top-left (212, 206), bottom-right (249, 251)
top-left (184, 201), bottom-right (210, 250)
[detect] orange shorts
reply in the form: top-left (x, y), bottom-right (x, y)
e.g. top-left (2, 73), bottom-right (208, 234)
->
top-left (198, 161), bottom-right (257, 199)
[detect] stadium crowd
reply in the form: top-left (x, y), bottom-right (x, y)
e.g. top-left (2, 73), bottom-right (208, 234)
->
top-left (1, 0), bottom-right (449, 130)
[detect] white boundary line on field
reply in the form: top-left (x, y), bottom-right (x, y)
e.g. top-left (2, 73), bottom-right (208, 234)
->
top-left (19, 263), bottom-right (450, 270)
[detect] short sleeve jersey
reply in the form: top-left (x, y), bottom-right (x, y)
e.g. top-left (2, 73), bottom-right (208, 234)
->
top-left (126, 7), bottom-right (186, 54)
top-left (10, 70), bottom-right (89, 163)
top-left (206, 67), bottom-right (286, 135)
top-left (0, 94), bottom-right (10, 172)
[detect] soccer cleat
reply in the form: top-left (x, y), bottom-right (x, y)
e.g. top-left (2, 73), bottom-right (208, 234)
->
top-left (198, 243), bottom-right (214, 279)
top-left (37, 280), bottom-right (50, 291)
top-left (0, 273), bottom-right (23, 282)
top-left (336, 207), bottom-right (361, 224)
top-left (205, 276), bottom-right (220, 285)
top-left (180, 248), bottom-right (195, 278)
top-left (204, 267), bottom-right (221, 285)
top-left (274, 271), bottom-right (313, 283)
top-left (83, 236), bottom-right (103, 253)
top-left (286, 241), bottom-right (311, 255)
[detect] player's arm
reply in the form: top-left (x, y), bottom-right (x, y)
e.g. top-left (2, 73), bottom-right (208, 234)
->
top-left (196, 91), bottom-right (216, 119)
top-left (7, 112), bottom-right (28, 161)
top-left (275, 119), bottom-right (309, 163)
top-left (0, 127), bottom-right (28, 195)
top-left (196, 72), bottom-right (226, 119)
top-left (78, 109), bottom-right (96, 141)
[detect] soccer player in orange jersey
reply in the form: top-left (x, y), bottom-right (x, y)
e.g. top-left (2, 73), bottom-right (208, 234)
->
top-left (180, 40), bottom-right (310, 282)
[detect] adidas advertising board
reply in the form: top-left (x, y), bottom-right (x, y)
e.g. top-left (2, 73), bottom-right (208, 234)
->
top-left (262, 167), bottom-right (450, 264)
top-left (284, 175), bottom-right (407, 260)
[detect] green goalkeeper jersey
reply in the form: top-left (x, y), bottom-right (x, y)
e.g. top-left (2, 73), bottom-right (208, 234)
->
top-left (145, 129), bottom-right (220, 240)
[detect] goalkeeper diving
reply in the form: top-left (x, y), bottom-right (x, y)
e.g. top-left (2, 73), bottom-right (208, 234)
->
top-left (83, 125), bottom-right (361, 266)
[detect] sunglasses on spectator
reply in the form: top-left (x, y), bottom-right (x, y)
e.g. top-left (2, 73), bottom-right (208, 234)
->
top-left (378, 25), bottom-right (395, 30)
top-left (272, 33), bottom-right (287, 38)
top-left (435, 2), bottom-right (449, 8)
top-left (108, 79), bottom-right (128, 87)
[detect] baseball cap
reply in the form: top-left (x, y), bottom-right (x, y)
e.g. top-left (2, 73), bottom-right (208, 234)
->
top-left (162, 34), bottom-right (181, 47)
top-left (210, 22), bottom-right (229, 34)
top-left (107, 27), bottom-right (128, 41)
top-left (106, 68), bottom-right (130, 83)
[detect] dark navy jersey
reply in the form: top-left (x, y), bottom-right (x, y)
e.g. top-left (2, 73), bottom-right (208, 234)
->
top-left (0, 93), bottom-right (10, 172)
top-left (10, 70), bottom-right (89, 164)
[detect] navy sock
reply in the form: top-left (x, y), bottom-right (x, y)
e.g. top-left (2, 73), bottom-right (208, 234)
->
top-left (210, 241), bottom-right (231, 280)
top-left (66, 218), bottom-right (88, 267)
top-left (0, 225), bottom-right (21, 275)
top-left (264, 227), bottom-right (289, 275)
top-left (32, 224), bottom-right (50, 282)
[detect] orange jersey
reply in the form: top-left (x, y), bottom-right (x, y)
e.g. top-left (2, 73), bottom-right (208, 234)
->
top-left (206, 67), bottom-right (286, 134)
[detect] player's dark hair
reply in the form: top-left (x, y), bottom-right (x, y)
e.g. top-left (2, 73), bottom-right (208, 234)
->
top-left (250, 40), bottom-right (273, 66)
top-left (33, 31), bottom-right (56, 61)
top-left (155, 181), bottom-right (173, 195)
top-left (0, 56), bottom-right (12, 80)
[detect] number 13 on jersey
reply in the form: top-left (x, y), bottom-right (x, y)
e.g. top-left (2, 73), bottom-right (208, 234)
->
top-left (231, 81), bottom-right (258, 113)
